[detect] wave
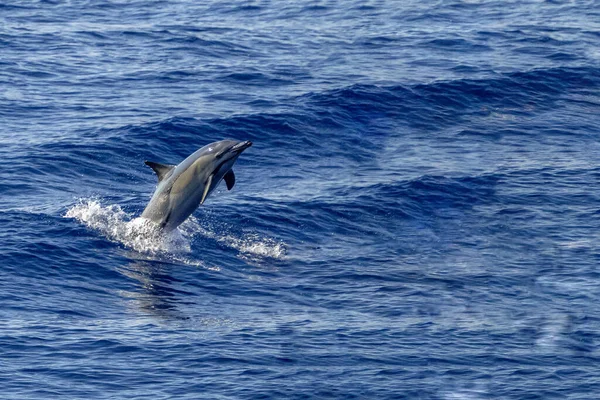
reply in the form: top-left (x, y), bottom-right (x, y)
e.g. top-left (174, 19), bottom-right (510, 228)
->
top-left (302, 66), bottom-right (600, 125)
top-left (92, 65), bottom-right (598, 153)
top-left (22, 65), bottom-right (597, 168)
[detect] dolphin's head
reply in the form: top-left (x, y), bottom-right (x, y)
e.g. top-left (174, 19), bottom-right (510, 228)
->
top-left (190, 139), bottom-right (252, 201)
top-left (199, 139), bottom-right (252, 174)
top-left (211, 140), bottom-right (253, 162)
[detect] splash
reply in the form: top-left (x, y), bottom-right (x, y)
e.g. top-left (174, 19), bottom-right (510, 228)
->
top-left (217, 232), bottom-right (287, 260)
top-left (64, 199), bottom-right (191, 254)
top-left (64, 199), bottom-right (287, 261)
top-left (183, 216), bottom-right (287, 260)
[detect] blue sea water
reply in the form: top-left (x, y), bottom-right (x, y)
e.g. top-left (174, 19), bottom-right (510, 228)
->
top-left (1, 0), bottom-right (600, 398)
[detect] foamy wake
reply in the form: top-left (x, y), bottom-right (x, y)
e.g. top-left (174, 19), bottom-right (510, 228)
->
top-left (195, 224), bottom-right (287, 260)
top-left (64, 199), bottom-right (287, 260)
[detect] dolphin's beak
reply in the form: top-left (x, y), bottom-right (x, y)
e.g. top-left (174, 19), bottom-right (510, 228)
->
top-left (232, 140), bottom-right (252, 153)
top-left (216, 141), bottom-right (253, 159)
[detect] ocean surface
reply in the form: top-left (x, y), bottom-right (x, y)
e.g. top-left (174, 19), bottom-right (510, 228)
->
top-left (1, 1), bottom-right (600, 398)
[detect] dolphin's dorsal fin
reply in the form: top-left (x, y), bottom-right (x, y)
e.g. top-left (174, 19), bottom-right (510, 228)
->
top-left (224, 170), bottom-right (235, 190)
top-left (145, 161), bottom-right (176, 182)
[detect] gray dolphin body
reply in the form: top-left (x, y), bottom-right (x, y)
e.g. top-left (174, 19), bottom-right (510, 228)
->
top-left (141, 139), bottom-right (252, 232)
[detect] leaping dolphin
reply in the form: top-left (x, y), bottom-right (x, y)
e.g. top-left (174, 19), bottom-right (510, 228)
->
top-left (141, 139), bottom-right (252, 232)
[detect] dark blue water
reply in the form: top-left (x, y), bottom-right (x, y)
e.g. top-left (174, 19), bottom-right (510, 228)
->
top-left (2, 1), bottom-right (600, 398)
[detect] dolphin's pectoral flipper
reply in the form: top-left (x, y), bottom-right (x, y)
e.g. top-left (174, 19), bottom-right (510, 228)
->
top-left (145, 161), bottom-right (176, 182)
top-left (224, 170), bottom-right (235, 190)
top-left (200, 174), bottom-right (213, 205)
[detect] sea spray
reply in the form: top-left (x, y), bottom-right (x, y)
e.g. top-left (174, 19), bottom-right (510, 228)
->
top-left (65, 199), bottom-right (287, 260)
top-left (65, 199), bottom-right (191, 254)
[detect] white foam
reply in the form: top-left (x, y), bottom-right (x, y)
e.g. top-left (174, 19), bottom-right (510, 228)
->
top-left (65, 199), bottom-right (287, 261)
top-left (194, 221), bottom-right (287, 260)
top-left (64, 199), bottom-right (191, 254)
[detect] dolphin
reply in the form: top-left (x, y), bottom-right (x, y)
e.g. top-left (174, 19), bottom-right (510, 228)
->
top-left (141, 139), bottom-right (252, 232)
